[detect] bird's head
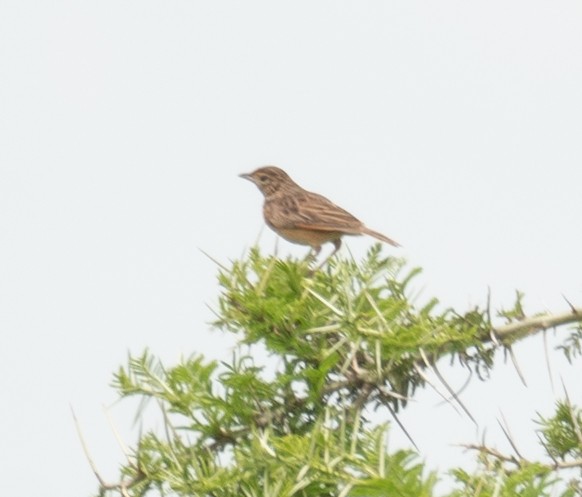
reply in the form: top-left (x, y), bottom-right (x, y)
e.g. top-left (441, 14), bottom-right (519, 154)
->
top-left (239, 166), bottom-right (295, 197)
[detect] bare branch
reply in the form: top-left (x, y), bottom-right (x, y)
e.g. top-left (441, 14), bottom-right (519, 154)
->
top-left (462, 443), bottom-right (582, 472)
top-left (461, 443), bottom-right (522, 465)
top-left (494, 308), bottom-right (582, 340)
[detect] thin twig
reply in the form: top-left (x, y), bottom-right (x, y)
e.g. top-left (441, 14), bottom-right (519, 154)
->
top-left (71, 406), bottom-right (146, 494)
top-left (429, 358), bottom-right (476, 425)
top-left (507, 346), bottom-right (527, 387)
top-left (461, 443), bottom-right (521, 465)
top-left (376, 385), bottom-right (413, 403)
top-left (543, 329), bottom-right (555, 393)
top-left (413, 359), bottom-right (462, 416)
top-left (536, 431), bottom-right (559, 466)
top-left (198, 248), bottom-right (229, 271)
top-left (386, 403), bottom-right (418, 451)
top-left (497, 412), bottom-right (523, 460)
top-left (562, 294), bottom-right (578, 314)
top-left (71, 406), bottom-right (108, 488)
top-left (104, 404), bottom-right (132, 464)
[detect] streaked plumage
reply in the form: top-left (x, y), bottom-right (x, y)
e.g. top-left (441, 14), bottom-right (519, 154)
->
top-left (240, 166), bottom-right (399, 265)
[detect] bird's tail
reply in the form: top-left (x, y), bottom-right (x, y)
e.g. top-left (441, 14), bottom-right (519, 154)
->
top-left (362, 226), bottom-right (401, 247)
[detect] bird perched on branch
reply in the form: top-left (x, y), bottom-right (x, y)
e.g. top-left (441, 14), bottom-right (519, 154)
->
top-left (240, 166), bottom-right (399, 268)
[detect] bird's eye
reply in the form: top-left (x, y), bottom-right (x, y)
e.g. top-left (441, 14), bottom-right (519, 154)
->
top-left (259, 175), bottom-right (268, 182)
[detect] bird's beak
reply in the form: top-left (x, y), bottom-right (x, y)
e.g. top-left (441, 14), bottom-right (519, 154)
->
top-left (239, 172), bottom-right (253, 182)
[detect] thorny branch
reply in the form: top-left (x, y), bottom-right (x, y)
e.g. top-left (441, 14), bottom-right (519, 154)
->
top-left (493, 308), bottom-right (582, 341)
top-left (72, 407), bottom-right (146, 497)
top-left (462, 443), bottom-right (582, 472)
top-left (211, 307), bottom-right (582, 452)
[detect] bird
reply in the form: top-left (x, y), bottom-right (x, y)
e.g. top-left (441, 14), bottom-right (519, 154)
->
top-left (240, 166), bottom-right (399, 267)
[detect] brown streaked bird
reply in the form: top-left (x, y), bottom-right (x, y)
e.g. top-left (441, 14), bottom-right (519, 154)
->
top-left (240, 166), bottom-right (399, 267)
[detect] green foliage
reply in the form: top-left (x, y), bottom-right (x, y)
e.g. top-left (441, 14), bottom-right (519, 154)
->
top-left (537, 402), bottom-right (582, 461)
top-left (214, 246), bottom-right (498, 411)
top-left (97, 247), bottom-right (582, 497)
top-left (497, 290), bottom-right (527, 323)
top-left (447, 399), bottom-right (582, 497)
top-left (111, 350), bottom-right (437, 497)
top-left (558, 324), bottom-right (582, 363)
top-left (449, 462), bottom-right (556, 497)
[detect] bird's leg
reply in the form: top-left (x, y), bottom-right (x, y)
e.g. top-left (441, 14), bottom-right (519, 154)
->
top-left (313, 239), bottom-right (342, 271)
top-left (303, 245), bottom-right (321, 265)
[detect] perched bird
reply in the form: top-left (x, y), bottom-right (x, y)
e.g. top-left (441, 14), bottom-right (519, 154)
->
top-left (240, 166), bottom-right (399, 266)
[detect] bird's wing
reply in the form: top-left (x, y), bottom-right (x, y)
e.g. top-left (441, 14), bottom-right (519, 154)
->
top-left (269, 191), bottom-right (364, 233)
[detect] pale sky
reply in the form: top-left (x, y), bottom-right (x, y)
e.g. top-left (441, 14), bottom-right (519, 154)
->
top-left (1, 1), bottom-right (581, 496)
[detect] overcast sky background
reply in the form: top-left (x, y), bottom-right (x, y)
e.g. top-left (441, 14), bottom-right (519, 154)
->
top-left (1, 1), bottom-right (581, 495)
